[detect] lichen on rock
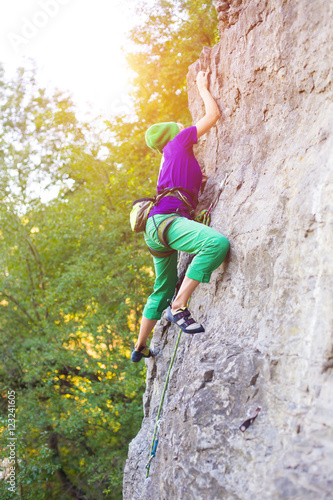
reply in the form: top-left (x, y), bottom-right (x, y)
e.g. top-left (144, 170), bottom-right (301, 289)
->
top-left (123, 0), bottom-right (333, 498)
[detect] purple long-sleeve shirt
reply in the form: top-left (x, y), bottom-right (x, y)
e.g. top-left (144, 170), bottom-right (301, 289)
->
top-left (149, 126), bottom-right (202, 219)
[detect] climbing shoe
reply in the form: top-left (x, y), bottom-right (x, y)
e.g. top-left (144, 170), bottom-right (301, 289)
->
top-left (131, 345), bottom-right (152, 363)
top-left (165, 306), bottom-right (205, 334)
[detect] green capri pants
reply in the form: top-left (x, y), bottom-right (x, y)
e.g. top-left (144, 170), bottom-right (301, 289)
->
top-left (143, 213), bottom-right (229, 320)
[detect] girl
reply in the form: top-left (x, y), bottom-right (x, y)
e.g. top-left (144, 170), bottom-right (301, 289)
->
top-left (132, 71), bottom-right (229, 362)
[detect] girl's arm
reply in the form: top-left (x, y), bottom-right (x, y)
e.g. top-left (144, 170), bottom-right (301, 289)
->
top-left (195, 71), bottom-right (221, 138)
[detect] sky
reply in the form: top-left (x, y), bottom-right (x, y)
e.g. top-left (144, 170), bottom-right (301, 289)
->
top-left (0, 0), bottom-right (139, 118)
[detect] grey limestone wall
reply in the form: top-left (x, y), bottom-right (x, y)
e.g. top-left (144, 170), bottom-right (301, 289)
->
top-left (123, 0), bottom-right (333, 498)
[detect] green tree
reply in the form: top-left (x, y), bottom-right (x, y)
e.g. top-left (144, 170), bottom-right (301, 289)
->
top-left (0, 65), bottom-right (150, 499)
top-left (127, 0), bottom-right (218, 123)
top-left (0, 63), bottom-right (85, 213)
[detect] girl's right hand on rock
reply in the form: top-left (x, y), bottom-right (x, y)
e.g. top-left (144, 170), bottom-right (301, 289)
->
top-left (196, 71), bottom-right (209, 92)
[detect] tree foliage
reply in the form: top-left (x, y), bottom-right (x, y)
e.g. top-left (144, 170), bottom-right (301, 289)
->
top-left (127, 0), bottom-right (218, 123)
top-left (0, 0), bottom-right (218, 498)
top-left (0, 65), bottom-right (150, 500)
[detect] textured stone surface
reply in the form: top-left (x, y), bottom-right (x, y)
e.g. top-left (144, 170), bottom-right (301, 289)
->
top-left (123, 0), bottom-right (333, 498)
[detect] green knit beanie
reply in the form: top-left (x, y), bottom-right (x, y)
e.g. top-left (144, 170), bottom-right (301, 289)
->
top-left (145, 122), bottom-right (180, 154)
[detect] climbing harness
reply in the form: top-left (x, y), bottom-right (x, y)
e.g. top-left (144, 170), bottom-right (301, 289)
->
top-left (145, 303), bottom-right (187, 478)
top-left (153, 215), bottom-right (179, 248)
top-left (147, 173), bottom-right (230, 258)
top-left (130, 187), bottom-right (197, 233)
top-left (147, 215), bottom-right (179, 258)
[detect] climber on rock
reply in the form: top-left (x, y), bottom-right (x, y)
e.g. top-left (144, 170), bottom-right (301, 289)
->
top-left (131, 70), bottom-right (230, 362)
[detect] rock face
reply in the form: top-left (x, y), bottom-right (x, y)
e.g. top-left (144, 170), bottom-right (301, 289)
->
top-left (123, 0), bottom-right (333, 498)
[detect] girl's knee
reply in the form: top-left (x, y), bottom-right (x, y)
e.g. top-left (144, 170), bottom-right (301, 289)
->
top-left (220, 234), bottom-right (230, 255)
top-left (212, 234), bottom-right (229, 257)
top-left (206, 234), bottom-right (229, 266)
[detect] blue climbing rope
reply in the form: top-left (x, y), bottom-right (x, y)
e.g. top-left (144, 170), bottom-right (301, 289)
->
top-left (145, 316), bottom-right (184, 478)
